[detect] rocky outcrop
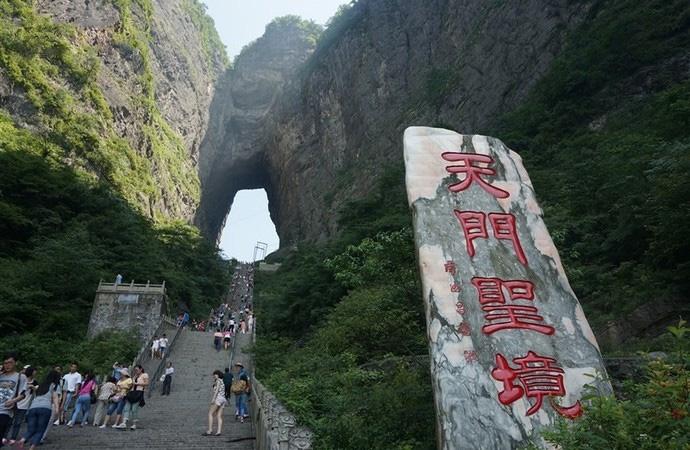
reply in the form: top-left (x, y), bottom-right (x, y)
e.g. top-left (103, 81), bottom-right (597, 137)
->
top-left (4, 0), bottom-right (225, 221)
top-left (196, 0), bottom-right (590, 244)
top-left (195, 18), bottom-right (320, 240)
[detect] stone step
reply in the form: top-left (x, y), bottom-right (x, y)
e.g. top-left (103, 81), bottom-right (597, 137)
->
top-left (47, 325), bottom-right (254, 449)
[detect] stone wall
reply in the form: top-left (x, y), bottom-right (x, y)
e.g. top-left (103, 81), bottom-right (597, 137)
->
top-left (251, 378), bottom-right (313, 450)
top-left (87, 283), bottom-right (167, 342)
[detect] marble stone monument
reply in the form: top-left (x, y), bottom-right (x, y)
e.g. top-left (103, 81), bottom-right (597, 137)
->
top-left (403, 127), bottom-right (611, 449)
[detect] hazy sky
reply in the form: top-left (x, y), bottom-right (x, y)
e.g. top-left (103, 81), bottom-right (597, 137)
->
top-left (202, 0), bottom-right (347, 261)
top-left (202, 0), bottom-right (347, 59)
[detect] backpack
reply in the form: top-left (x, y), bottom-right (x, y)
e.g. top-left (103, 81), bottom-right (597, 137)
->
top-left (230, 379), bottom-right (247, 394)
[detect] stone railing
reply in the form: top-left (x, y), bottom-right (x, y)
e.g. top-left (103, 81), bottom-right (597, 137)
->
top-left (248, 268), bottom-right (312, 449)
top-left (98, 280), bottom-right (166, 294)
top-left (251, 378), bottom-right (313, 450)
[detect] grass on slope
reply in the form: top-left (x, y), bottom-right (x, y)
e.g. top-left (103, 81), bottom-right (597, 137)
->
top-left (0, 0), bottom-right (232, 376)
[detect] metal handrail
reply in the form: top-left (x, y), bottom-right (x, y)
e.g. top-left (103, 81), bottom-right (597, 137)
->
top-left (147, 325), bottom-right (183, 397)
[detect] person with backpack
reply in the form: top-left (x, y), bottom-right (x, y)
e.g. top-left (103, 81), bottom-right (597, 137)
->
top-left (93, 377), bottom-right (117, 427)
top-left (116, 365), bottom-right (148, 430)
top-left (67, 371), bottom-right (96, 427)
top-left (0, 353), bottom-right (27, 447)
top-left (102, 368), bottom-right (131, 428)
top-left (230, 362), bottom-right (250, 423)
top-left (16, 370), bottom-right (60, 450)
top-left (203, 370), bottom-right (226, 436)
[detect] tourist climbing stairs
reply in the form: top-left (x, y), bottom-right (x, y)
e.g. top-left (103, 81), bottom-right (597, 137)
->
top-left (48, 329), bottom-right (255, 449)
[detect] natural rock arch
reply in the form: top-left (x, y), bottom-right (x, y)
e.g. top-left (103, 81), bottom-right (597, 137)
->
top-left (195, 20), bottom-right (316, 244)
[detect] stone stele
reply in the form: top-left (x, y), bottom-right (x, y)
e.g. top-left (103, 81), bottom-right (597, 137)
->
top-left (403, 127), bottom-right (611, 449)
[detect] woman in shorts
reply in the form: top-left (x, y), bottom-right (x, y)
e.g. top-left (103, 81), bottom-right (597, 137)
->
top-left (203, 370), bottom-right (226, 436)
top-left (223, 330), bottom-right (231, 350)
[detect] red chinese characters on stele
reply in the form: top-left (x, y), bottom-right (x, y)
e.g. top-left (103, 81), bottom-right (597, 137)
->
top-left (491, 351), bottom-right (583, 419)
top-left (453, 211), bottom-right (527, 265)
top-left (471, 277), bottom-right (554, 336)
top-left (439, 150), bottom-right (582, 421)
top-left (441, 152), bottom-right (509, 199)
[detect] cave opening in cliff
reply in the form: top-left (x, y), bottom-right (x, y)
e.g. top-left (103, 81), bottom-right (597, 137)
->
top-left (218, 189), bottom-right (279, 262)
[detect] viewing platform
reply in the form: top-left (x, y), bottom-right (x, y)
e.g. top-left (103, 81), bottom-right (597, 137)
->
top-left (88, 279), bottom-right (168, 340)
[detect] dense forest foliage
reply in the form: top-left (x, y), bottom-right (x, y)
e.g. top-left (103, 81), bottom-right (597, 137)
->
top-left (253, 0), bottom-right (689, 448)
top-left (0, 0), bottom-right (688, 446)
top-left (0, 0), bottom-right (231, 374)
top-left (493, 0), bottom-right (690, 325)
top-left (254, 167), bottom-right (436, 450)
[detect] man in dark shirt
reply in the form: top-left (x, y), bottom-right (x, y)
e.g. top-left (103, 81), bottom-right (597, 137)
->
top-left (222, 367), bottom-right (233, 399)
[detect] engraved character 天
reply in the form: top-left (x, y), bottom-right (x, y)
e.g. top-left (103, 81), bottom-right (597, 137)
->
top-left (441, 152), bottom-right (509, 198)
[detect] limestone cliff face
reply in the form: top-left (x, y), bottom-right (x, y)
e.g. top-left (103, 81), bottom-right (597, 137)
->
top-left (195, 18), bottom-right (319, 240)
top-left (2, 0), bottom-right (225, 221)
top-left (196, 0), bottom-right (590, 244)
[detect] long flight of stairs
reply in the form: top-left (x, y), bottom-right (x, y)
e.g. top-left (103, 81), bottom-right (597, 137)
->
top-left (47, 330), bottom-right (254, 449)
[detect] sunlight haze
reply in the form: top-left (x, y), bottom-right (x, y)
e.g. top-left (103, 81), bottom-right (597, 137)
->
top-left (202, 0), bottom-right (347, 261)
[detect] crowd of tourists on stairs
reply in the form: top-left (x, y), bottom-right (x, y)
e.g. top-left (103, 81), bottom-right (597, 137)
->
top-left (211, 306), bottom-right (254, 352)
top-left (0, 352), bottom-right (177, 449)
top-left (203, 265), bottom-right (255, 436)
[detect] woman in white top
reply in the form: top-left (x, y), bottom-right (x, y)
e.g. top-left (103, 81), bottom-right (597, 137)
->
top-left (203, 370), bottom-right (226, 436)
top-left (150, 336), bottom-right (160, 359)
top-left (161, 362), bottom-right (174, 396)
top-left (223, 330), bottom-right (231, 350)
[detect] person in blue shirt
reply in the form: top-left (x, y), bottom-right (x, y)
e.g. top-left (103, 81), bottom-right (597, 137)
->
top-left (231, 363), bottom-right (250, 423)
top-left (112, 363), bottom-right (123, 381)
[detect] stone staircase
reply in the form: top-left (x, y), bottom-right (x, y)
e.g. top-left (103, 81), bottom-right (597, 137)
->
top-left (47, 330), bottom-right (254, 449)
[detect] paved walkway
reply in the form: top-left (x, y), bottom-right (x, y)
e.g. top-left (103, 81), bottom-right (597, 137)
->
top-left (43, 264), bottom-right (257, 449)
top-left (46, 330), bottom-right (255, 449)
